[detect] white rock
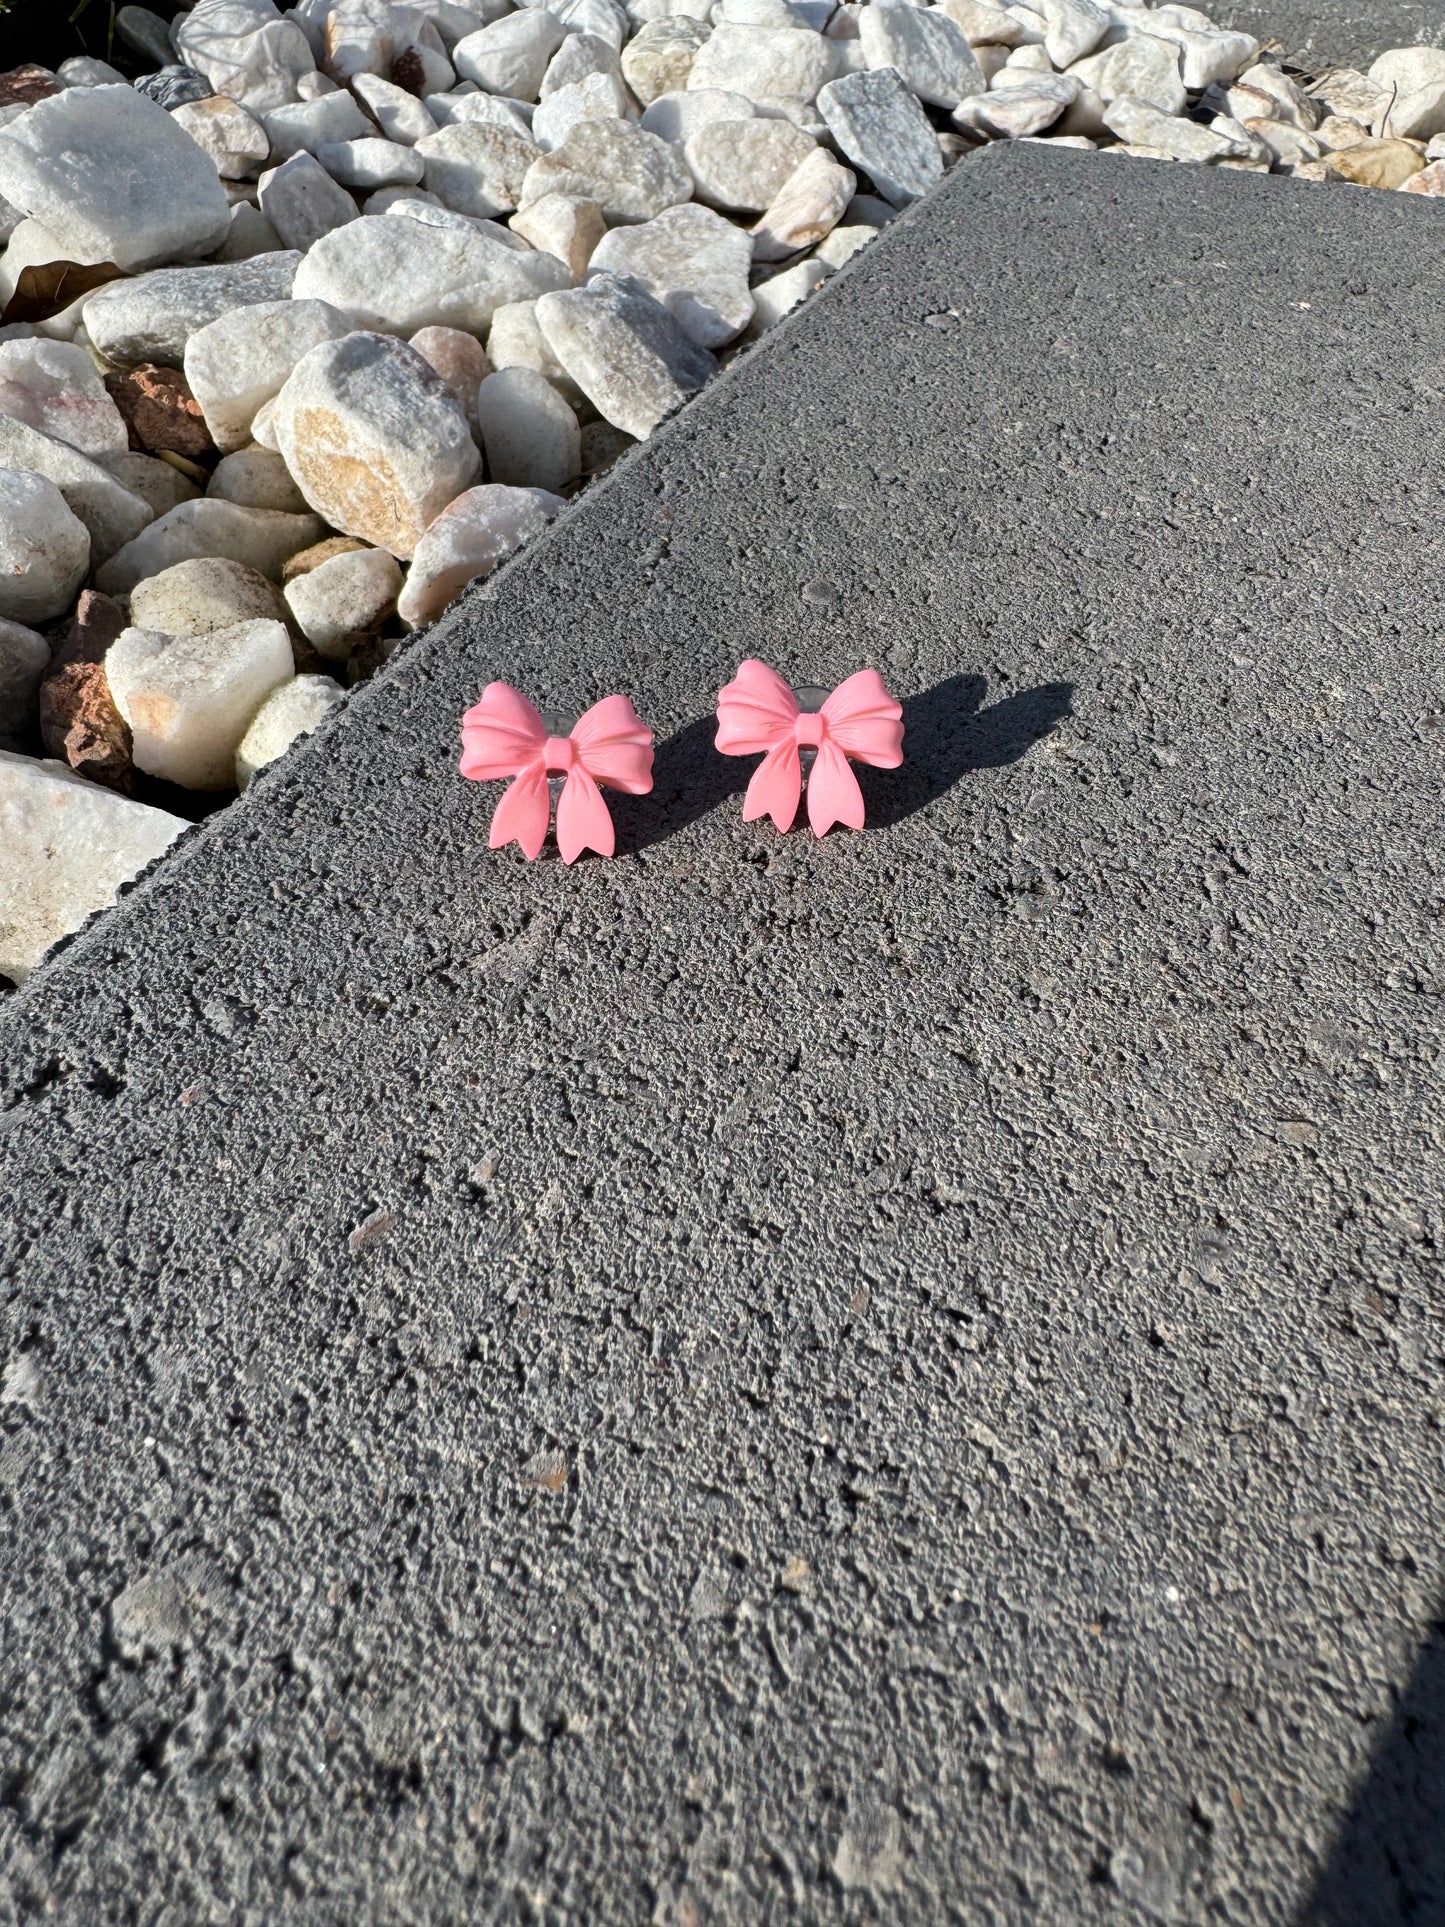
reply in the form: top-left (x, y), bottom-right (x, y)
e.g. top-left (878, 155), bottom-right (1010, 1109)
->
top-left (532, 71), bottom-right (633, 151)
top-left (261, 89), bottom-right (375, 158)
top-left (1039, 0), bottom-right (1107, 68)
top-left (396, 482), bottom-right (563, 625)
top-left (415, 119), bottom-right (540, 213)
top-left (683, 116), bottom-right (815, 211)
top-left (935, 0), bottom-right (1023, 45)
top-left (128, 555), bottom-right (292, 637)
top-left (520, 117), bottom-right (693, 221)
top-left (454, 11), bottom-right (568, 98)
top-left (293, 213), bottom-right (569, 333)
top-left (0, 86), bottom-right (231, 272)
top-left (258, 153), bottom-right (363, 251)
top-left (687, 24), bottom-right (837, 103)
top-left (184, 297), bottom-right (353, 452)
top-left (621, 16), bottom-right (712, 102)
top-left (542, 32), bottom-right (624, 96)
top-left (1369, 47), bottom-right (1445, 140)
top-left (57, 56), bottom-right (129, 88)
top-left (747, 253), bottom-right (831, 330)
top-left (0, 751), bottom-right (188, 984)
top-left (535, 271), bottom-right (716, 436)
top-left (0, 619), bottom-right (50, 752)
top-left (0, 469), bottom-right (88, 624)
top-left (83, 254), bottom-right (302, 368)
top-left (813, 219), bottom-right (876, 266)
top-left (107, 617), bottom-right (295, 789)
top-left (213, 200), bottom-right (287, 260)
top-left (1069, 34), bottom-right (1183, 115)
top-left (174, 0), bottom-right (317, 112)
top-left (640, 87), bottom-right (754, 144)
top-left (486, 299), bottom-right (586, 404)
top-left (955, 72), bottom-right (1078, 135)
top-left (351, 71), bottom-right (440, 142)
top-left (99, 451), bottom-right (201, 521)
top-left (1103, 92), bottom-right (1252, 159)
top-left (0, 338), bottom-right (128, 459)
top-left (316, 136), bottom-right (426, 187)
top-left (1225, 62), bottom-right (1320, 133)
top-left (0, 417), bottom-right (152, 562)
top-left (284, 545), bottom-right (402, 655)
top-left (589, 200), bottom-right (752, 343)
top-left (207, 447), bottom-right (310, 512)
top-left (1142, 22), bottom-right (1258, 91)
top-left (1241, 115), bottom-right (1319, 167)
top-left (235, 673), bottom-right (343, 787)
top-left (322, 0), bottom-right (438, 82)
top-left (509, 192), bottom-right (607, 275)
top-left (816, 67), bottom-right (942, 204)
top-left (858, 2), bottom-right (984, 108)
top-left (425, 90), bottom-right (534, 136)
top-left (749, 144), bottom-right (854, 258)
top-left (96, 500), bottom-right (323, 595)
top-left (475, 366), bottom-right (581, 489)
top-left (1305, 66), bottom-right (1386, 127)
top-left (169, 95), bottom-right (272, 179)
top-left (551, 0), bottom-right (630, 49)
top-left (272, 331), bottom-right (480, 555)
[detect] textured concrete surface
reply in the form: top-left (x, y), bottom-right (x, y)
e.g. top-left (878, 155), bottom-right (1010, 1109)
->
top-left (2, 146), bottom-right (1444, 1923)
top-left (1216, 0), bottom-right (1443, 66)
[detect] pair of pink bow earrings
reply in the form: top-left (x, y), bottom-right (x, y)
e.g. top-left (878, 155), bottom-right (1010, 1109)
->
top-left (458, 661), bottom-right (905, 864)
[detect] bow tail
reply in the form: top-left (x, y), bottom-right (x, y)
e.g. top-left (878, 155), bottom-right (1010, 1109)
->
top-left (555, 765), bottom-right (615, 865)
top-left (806, 739), bottom-right (866, 838)
top-left (742, 740), bottom-right (802, 833)
top-left (490, 762), bottom-right (551, 860)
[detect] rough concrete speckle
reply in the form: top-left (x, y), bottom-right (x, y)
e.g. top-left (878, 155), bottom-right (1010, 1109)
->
top-left (1214, 0), bottom-right (1445, 68)
top-left (1, 148), bottom-right (1443, 1922)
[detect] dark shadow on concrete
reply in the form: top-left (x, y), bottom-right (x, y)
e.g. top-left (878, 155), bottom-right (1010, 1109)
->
top-left (616, 676), bottom-right (1074, 852)
top-left (1301, 1619), bottom-right (1445, 1927)
top-left (861, 675), bottom-right (1075, 829)
top-left (616, 711), bottom-right (752, 854)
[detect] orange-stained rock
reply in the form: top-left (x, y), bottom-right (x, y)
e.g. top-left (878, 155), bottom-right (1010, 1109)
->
top-left (104, 365), bottom-right (216, 462)
top-left (37, 590), bottom-right (134, 794)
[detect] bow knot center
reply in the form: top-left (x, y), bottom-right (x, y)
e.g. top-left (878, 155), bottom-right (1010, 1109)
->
top-left (793, 713), bottom-right (826, 750)
top-left (544, 735), bottom-right (578, 773)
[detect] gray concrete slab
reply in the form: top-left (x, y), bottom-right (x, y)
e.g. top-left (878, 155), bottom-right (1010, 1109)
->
top-left (1214, 0), bottom-right (1442, 68)
top-left (2, 146), bottom-right (1443, 1923)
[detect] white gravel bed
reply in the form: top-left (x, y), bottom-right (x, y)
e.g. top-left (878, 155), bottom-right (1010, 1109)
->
top-left (0, 0), bottom-right (1442, 980)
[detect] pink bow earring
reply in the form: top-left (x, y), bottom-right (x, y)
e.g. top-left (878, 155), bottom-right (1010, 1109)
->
top-left (715, 660), bottom-right (904, 836)
top-left (459, 682), bottom-right (654, 863)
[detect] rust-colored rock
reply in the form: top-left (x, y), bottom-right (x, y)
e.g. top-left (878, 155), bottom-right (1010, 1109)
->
top-left (0, 65), bottom-right (61, 110)
top-left (104, 365), bottom-right (216, 462)
top-left (37, 590), bottom-right (134, 794)
top-left (281, 535), bottom-right (369, 584)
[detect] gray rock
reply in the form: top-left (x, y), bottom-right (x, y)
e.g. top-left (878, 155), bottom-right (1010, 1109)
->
top-left (589, 201), bottom-right (753, 345)
top-left (133, 66), bottom-right (213, 111)
top-left (816, 67), bottom-right (943, 205)
top-left (258, 154), bottom-right (362, 253)
top-left (116, 5), bottom-right (179, 68)
top-left (284, 545), bottom-right (403, 657)
top-left (475, 366), bottom-right (580, 490)
top-left (207, 447), bottom-right (310, 513)
top-left (0, 85), bottom-right (231, 272)
top-left (536, 270), bottom-right (716, 437)
top-left (83, 255), bottom-right (303, 370)
top-left (0, 469), bottom-right (89, 624)
top-left (97, 451), bottom-right (201, 521)
top-left (292, 214), bottom-right (569, 335)
top-left (0, 618), bottom-right (50, 752)
top-left (520, 118), bottom-right (693, 224)
top-left (128, 556), bottom-right (292, 638)
top-left (316, 136), bottom-right (427, 189)
top-left (272, 331), bottom-right (481, 557)
top-left (0, 417), bottom-right (153, 563)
